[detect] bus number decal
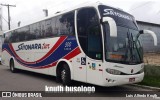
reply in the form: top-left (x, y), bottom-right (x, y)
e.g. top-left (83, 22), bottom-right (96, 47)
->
top-left (64, 42), bottom-right (72, 50)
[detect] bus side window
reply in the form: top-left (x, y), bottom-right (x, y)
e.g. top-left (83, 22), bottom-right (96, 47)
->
top-left (55, 16), bottom-right (61, 35)
top-left (4, 32), bottom-right (10, 43)
top-left (77, 9), bottom-right (88, 54)
top-left (34, 23), bottom-right (39, 39)
top-left (51, 17), bottom-right (57, 36)
top-left (56, 12), bottom-right (75, 36)
top-left (8, 32), bottom-right (12, 43)
top-left (63, 12), bottom-right (75, 35)
top-left (87, 8), bottom-right (102, 60)
top-left (77, 8), bottom-right (102, 60)
top-left (26, 23), bottom-right (38, 41)
top-left (11, 30), bottom-right (17, 42)
top-left (40, 21), bottom-right (46, 38)
top-left (24, 26), bottom-right (30, 41)
top-left (45, 19), bottom-right (53, 37)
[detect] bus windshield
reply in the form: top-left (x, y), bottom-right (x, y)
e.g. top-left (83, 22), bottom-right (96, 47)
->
top-left (99, 5), bottom-right (143, 64)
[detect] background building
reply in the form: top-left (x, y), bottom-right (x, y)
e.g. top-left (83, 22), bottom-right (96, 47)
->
top-left (137, 21), bottom-right (160, 65)
top-left (137, 21), bottom-right (160, 53)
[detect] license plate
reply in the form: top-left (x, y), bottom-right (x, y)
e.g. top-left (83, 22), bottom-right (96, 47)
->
top-left (129, 78), bottom-right (135, 82)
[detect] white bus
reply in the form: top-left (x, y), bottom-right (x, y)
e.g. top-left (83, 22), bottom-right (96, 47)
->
top-left (2, 2), bottom-right (157, 86)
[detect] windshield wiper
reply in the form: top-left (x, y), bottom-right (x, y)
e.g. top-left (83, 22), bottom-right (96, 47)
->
top-left (130, 33), bottom-right (135, 61)
top-left (133, 35), bottom-right (142, 62)
top-left (127, 32), bottom-right (136, 62)
top-left (126, 32), bottom-right (142, 63)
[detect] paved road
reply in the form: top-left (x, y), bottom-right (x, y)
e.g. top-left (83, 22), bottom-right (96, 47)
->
top-left (0, 65), bottom-right (159, 100)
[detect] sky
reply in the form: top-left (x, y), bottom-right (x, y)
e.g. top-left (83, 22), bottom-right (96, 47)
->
top-left (0, 0), bottom-right (160, 31)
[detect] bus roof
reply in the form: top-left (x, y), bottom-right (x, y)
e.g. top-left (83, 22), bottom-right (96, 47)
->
top-left (4, 1), bottom-right (125, 33)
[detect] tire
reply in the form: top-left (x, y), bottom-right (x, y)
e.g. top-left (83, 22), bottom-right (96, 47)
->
top-left (61, 64), bottom-right (71, 86)
top-left (10, 60), bottom-right (17, 73)
top-left (56, 69), bottom-right (61, 83)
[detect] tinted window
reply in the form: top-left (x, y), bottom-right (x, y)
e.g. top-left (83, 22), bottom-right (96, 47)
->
top-left (56, 12), bottom-right (75, 36)
top-left (10, 30), bottom-right (17, 42)
top-left (23, 26), bottom-right (30, 41)
top-left (39, 21), bottom-right (46, 38)
top-left (51, 17), bottom-right (57, 36)
top-left (77, 8), bottom-right (102, 60)
top-left (24, 25), bottom-right (35, 41)
top-left (4, 11), bottom-right (75, 43)
top-left (17, 28), bottom-right (25, 42)
top-left (45, 19), bottom-right (53, 37)
top-left (4, 32), bottom-right (11, 43)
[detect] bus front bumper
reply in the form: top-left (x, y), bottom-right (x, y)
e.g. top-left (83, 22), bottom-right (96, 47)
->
top-left (101, 72), bottom-right (144, 87)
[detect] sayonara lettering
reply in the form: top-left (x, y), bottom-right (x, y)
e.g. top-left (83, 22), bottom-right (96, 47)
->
top-left (16, 43), bottom-right (50, 51)
top-left (103, 9), bottom-right (133, 21)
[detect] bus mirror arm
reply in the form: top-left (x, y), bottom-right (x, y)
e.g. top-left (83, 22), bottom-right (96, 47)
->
top-left (139, 30), bottom-right (157, 46)
top-left (102, 17), bottom-right (117, 37)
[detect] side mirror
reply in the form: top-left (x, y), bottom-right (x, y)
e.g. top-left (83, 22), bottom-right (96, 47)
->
top-left (139, 30), bottom-right (157, 46)
top-left (102, 17), bottom-right (117, 37)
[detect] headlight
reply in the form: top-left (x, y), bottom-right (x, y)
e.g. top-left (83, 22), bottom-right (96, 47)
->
top-left (106, 68), bottom-right (121, 75)
top-left (139, 65), bottom-right (144, 73)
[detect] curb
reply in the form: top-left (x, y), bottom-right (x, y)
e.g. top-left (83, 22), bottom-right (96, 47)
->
top-left (130, 84), bottom-right (160, 91)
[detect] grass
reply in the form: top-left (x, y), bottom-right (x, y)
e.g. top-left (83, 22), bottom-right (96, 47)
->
top-left (139, 76), bottom-right (160, 88)
top-left (138, 65), bottom-right (160, 88)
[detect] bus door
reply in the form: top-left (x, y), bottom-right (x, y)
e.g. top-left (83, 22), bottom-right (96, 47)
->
top-left (77, 8), bottom-right (103, 84)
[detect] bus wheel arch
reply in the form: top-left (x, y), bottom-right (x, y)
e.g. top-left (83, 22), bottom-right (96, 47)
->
top-left (56, 60), bottom-right (73, 85)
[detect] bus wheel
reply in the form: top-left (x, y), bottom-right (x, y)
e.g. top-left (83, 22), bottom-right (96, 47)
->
top-left (10, 60), bottom-right (17, 73)
top-left (61, 64), bottom-right (71, 86)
